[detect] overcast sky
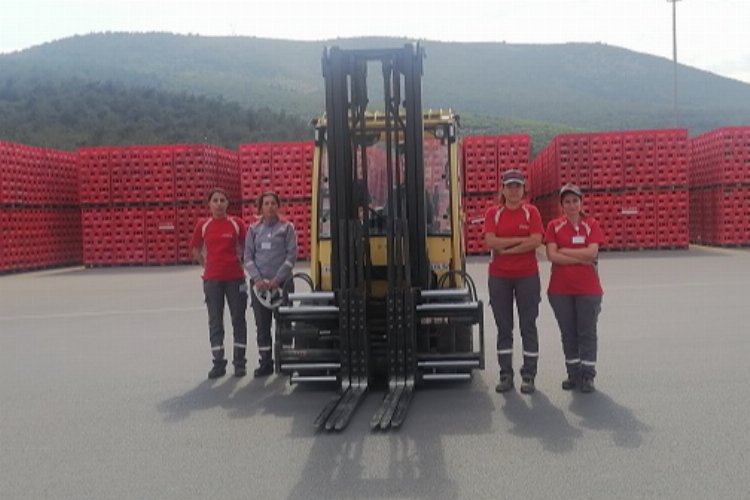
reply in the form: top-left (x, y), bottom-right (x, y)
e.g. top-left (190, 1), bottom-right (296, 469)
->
top-left (2, 0), bottom-right (749, 83)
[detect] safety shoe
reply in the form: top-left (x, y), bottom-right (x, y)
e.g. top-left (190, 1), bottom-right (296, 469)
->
top-left (234, 366), bottom-right (247, 378)
top-left (208, 364), bottom-right (227, 379)
top-left (579, 376), bottom-right (595, 393)
top-left (562, 375), bottom-right (579, 391)
top-left (253, 362), bottom-right (274, 378)
top-left (520, 377), bottom-right (536, 394)
top-left (495, 375), bottom-right (514, 393)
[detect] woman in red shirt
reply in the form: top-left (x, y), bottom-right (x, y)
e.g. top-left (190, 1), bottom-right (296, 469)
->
top-left (544, 184), bottom-right (604, 393)
top-left (190, 187), bottom-right (249, 379)
top-left (483, 169), bottom-right (544, 394)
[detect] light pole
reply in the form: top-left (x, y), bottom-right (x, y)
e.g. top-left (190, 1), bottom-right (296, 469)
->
top-left (667, 0), bottom-right (682, 126)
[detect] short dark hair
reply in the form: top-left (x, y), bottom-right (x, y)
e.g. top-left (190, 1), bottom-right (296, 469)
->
top-left (256, 191), bottom-right (281, 212)
top-left (207, 187), bottom-right (230, 203)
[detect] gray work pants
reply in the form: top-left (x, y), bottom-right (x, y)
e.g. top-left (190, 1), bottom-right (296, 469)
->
top-left (488, 274), bottom-right (541, 378)
top-left (250, 288), bottom-right (274, 363)
top-left (548, 294), bottom-right (602, 379)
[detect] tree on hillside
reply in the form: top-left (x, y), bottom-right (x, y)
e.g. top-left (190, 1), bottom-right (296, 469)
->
top-left (0, 79), bottom-right (311, 150)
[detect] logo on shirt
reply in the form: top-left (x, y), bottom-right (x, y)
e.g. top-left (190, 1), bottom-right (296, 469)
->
top-left (519, 224), bottom-right (530, 230)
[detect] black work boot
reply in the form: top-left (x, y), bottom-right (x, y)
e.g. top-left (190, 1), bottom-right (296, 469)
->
top-left (495, 374), bottom-right (514, 393)
top-left (520, 377), bottom-right (536, 394)
top-left (233, 346), bottom-right (247, 377)
top-left (579, 375), bottom-right (595, 393)
top-left (253, 359), bottom-right (274, 378)
top-left (208, 359), bottom-right (227, 379)
top-left (562, 373), bottom-right (581, 391)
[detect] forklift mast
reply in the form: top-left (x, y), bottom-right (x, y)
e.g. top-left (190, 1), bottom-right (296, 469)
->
top-left (274, 44), bottom-right (485, 432)
top-left (324, 44), bottom-right (430, 291)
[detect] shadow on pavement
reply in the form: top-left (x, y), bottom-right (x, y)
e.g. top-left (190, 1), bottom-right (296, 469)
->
top-left (284, 430), bottom-right (459, 500)
top-left (568, 390), bottom-right (650, 448)
top-left (500, 389), bottom-right (583, 453)
top-left (279, 379), bottom-right (495, 500)
top-left (157, 375), bottom-right (494, 499)
top-left (156, 375), bottom-right (288, 422)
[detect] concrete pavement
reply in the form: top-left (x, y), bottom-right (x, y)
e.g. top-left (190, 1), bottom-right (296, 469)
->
top-left (1, 246), bottom-right (749, 499)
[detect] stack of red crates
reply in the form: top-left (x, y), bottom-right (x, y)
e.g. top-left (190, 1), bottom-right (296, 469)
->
top-left (528, 134), bottom-right (592, 199)
top-left (239, 144), bottom-right (273, 202)
top-left (239, 141), bottom-right (313, 259)
top-left (174, 145), bottom-right (239, 263)
top-left (271, 142), bottom-right (314, 200)
top-left (461, 134), bottom-right (531, 254)
top-left (0, 141), bottom-right (81, 273)
top-left (689, 127), bottom-right (750, 246)
top-left (463, 136), bottom-right (500, 194)
top-left (528, 129), bottom-right (689, 250)
top-left (424, 137), bottom-right (452, 230)
top-left (79, 144), bottom-right (239, 266)
top-left (590, 133), bottom-right (623, 190)
top-left (462, 193), bottom-right (498, 255)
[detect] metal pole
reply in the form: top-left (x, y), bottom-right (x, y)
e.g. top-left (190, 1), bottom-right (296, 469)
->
top-left (667, 0), bottom-right (682, 126)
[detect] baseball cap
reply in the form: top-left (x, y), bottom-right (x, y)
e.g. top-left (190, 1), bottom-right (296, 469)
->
top-left (559, 183), bottom-right (583, 199)
top-left (502, 169), bottom-right (526, 185)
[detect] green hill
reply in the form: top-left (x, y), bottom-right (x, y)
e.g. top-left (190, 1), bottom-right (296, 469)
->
top-left (1, 33), bottom-right (749, 150)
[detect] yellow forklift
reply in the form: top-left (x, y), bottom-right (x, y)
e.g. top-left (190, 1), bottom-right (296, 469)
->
top-left (275, 44), bottom-right (485, 431)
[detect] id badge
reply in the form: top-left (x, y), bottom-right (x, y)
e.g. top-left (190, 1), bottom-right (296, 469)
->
top-left (572, 235), bottom-right (586, 245)
top-left (261, 241), bottom-right (272, 250)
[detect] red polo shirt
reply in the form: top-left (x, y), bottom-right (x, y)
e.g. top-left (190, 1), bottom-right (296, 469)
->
top-left (190, 216), bottom-right (247, 281)
top-left (483, 203), bottom-right (544, 278)
top-left (545, 215), bottom-right (604, 295)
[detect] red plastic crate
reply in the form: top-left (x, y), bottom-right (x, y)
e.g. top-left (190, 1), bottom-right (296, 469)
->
top-left (590, 133), bottom-right (623, 190)
top-left (78, 147), bottom-right (111, 205)
top-left (582, 192), bottom-right (619, 250)
top-left (689, 127), bottom-right (750, 187)
top-left (424, 138), bottom-right (450, 194)
top-left (497, 135), bottom-right (531, 171)
top-left (143, 205), bottom-right (178, 263)
top-left (239, 144), bottom-right (274, 202)
top-left (462, 193), bottom-right (497, 254)
top-left (0, 207), bottom-right (81, 270)
top-left (282, 200), bottom-right (312, 259)
top-left (176, 204), bottom-right (210, 263)
top-left (0, 209), bottom-right (9, 271)
top-left (82, 208), bottom-right (114, 265)
top-left (617, 191), bottom-right (658, 249)
top-left (110, 207), bottom-right (145, 264)
top-left (463, 136), bottom-right (499, 194)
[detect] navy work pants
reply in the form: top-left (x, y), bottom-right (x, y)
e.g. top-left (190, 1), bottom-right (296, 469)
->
top-left (488, 274), bottom-right (541, 379)
top-left (203, 279), bottom-right (248, 368)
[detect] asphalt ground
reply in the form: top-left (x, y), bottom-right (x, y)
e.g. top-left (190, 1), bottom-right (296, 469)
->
top-left (1, 246), bottom-right (750, 499)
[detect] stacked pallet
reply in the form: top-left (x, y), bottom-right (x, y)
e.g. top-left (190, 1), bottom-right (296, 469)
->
top-left (7, 125), bottom-right (747, 274)
top-left (461, 135), bottom-right (531, 254)
top-left (0, 142), bottom-right (81, 273)
top-left (529, 130), bottom-right (689, 250)
top-left (689, 127), bottom-right (750, 246)
top-left (79, 144), bottom-right (239, 266)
